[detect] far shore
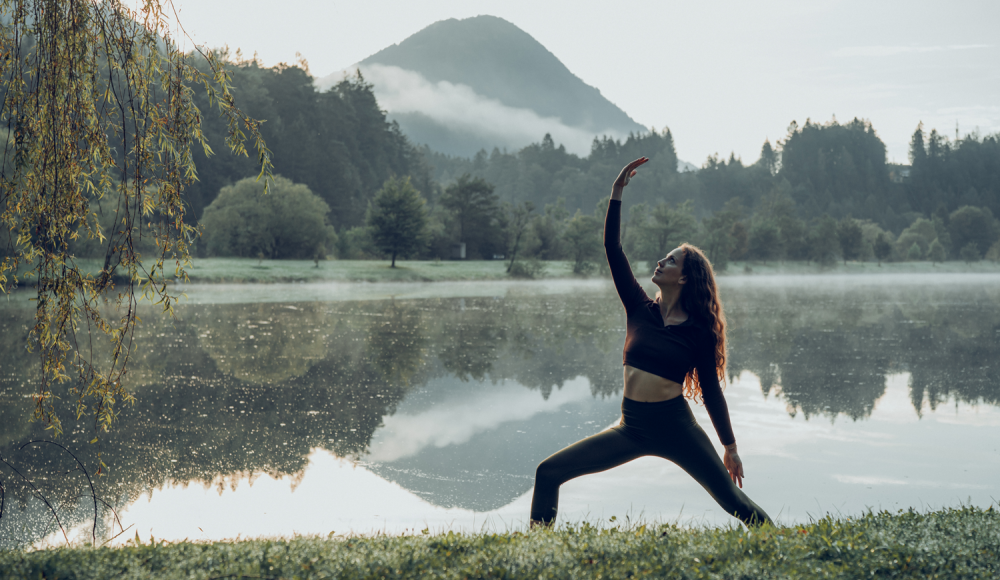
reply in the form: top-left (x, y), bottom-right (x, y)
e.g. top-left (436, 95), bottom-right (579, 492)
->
top-left (9, 257), bottom-right (1000, 287)
top-left (156, 257), bottom-right (1000, 284)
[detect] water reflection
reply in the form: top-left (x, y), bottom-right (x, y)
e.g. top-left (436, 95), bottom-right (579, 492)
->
top-left (1, 277), bottom-right (998, 544)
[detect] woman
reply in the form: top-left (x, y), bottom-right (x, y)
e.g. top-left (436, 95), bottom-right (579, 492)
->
top-left (529, 157), bottom-right (772, 528)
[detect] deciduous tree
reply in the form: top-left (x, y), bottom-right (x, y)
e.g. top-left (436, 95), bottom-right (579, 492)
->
top-left (200, 176), bottom-right (335, 259)
top-left (367, 177), bottom-right (429, 267)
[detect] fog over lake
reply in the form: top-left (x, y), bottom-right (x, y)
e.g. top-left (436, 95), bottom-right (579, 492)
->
top-left (1, 275), bottom-right (998, 546)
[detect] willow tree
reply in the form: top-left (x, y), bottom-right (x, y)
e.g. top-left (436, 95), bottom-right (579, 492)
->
top-left (0, 0), bottom-right (272, 445)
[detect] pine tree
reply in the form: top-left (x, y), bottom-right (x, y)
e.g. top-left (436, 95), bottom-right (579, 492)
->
top-left (759, 139), bottom-right (778, 175)
top-left (909, 122), bottom-right (927, 167)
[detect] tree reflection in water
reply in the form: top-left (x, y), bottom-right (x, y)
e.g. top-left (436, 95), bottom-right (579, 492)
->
top-left (0, 280), bottom-right (997, 543)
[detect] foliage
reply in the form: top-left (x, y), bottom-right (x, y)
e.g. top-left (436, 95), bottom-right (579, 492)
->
top-left (504, 201), bottom-right (535, 274)
top-left (185, 63), bottom-right (434, 230)
top-left (439, 174), bottom-right (504, 259)
top-left (927, 238), bottom-right (946, 263)
top-left (987, 240), bottom-right (1000, 263)
top-left (948, 206), bottom-right (1000, 260)
top-left (836, 218), bottom-right (864, 263)
top-left (200, 176), bottom-right (335, 259)
top-left (748, 222), bottom-right (781, 263)
top-left (561, 210), bottom-right (602, 274)
top-left (367, 177), bottom-right (429, 267)
top-left (423, 119), bottom-right (999, 267)
top-left (959, 242), bottom-right (981, 263)
top-left (0, 508), bottom-right (998, 579)
top-left (0, 0), bottom-right (271, 437)
top-left (808, 215), bottom-right (840, 266)
top-left (873, 232), bottom-right (893, 266)
top-left (906, 242), bottom-right (923, 261)
top-left (508, 257), bottom-right (547, 279)
top-left (909, 126), bottom-right (1000, 218)
top-left (895, 217), bottom-right (938, 259)
top-left (628, 201), bottom-right (698, 266)
top-left (699, 198), bottom-right (744, 268)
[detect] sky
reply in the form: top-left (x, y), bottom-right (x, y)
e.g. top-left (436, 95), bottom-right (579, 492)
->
top-left (165, 0), bottom-right (999, 165)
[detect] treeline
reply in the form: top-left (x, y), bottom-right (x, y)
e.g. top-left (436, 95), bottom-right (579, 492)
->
top-left (427, 119), bottom-right (1000, 266)
top-left (59, 54), bottom-right (999, 268)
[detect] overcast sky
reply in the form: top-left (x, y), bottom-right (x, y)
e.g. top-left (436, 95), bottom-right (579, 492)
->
top-left (167, 0), bottom-right (999, 165)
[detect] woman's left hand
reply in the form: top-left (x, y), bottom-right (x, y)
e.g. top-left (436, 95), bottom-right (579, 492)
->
top-left (723, 445), bottom-right (744, 488)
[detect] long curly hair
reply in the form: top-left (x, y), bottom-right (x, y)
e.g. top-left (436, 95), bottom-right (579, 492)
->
top-left (677, 243), bottom-right (727, 401)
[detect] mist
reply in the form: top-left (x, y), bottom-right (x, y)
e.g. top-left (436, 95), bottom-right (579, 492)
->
top-left (355, 64), bottom-right (628, 157)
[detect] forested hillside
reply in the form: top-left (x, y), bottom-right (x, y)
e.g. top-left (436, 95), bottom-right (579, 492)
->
top-left (121, 55), bottom-right (999, 268)
top-left (184, 57), bottom-right (435, 230)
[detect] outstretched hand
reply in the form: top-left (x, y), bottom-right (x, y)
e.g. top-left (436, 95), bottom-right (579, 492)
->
top-left (613, 157), bottom-right (649, 191)
top-left (724, 445), bottom-right (744, 488)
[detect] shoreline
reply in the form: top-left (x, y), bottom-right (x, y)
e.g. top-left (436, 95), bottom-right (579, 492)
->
top-left (6, 257), bottom-right (1000, 288)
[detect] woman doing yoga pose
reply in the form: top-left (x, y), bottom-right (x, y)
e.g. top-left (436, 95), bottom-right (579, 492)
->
top-left (529, 157), bottom-right (772, 528)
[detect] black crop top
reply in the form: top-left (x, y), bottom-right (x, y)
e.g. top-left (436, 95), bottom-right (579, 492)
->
top-left (604, 199), bottom-right (735, 445)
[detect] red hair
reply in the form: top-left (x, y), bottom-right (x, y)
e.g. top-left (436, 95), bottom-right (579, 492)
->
top-left (678, 243), bottom-right (727, 401)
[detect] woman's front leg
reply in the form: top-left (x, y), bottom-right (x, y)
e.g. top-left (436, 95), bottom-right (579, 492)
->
top-left (530, 427), bottom-right (645, 526)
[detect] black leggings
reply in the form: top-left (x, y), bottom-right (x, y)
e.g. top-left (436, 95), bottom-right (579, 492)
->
top-left (530, 396), bottom-right (772, 527)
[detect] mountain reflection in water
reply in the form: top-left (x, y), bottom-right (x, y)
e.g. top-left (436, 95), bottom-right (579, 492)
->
top-left (1, 277), bottom-right (998, 544)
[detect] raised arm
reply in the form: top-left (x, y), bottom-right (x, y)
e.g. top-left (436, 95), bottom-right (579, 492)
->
top-left (605, 157), bottom-right (649, 311)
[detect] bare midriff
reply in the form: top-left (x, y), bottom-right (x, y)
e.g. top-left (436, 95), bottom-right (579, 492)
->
top-left (623, 364), bottom-right (684, 402)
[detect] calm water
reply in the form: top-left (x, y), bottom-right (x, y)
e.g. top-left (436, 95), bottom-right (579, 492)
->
top-left (1, 275), bottom-right (998, 546)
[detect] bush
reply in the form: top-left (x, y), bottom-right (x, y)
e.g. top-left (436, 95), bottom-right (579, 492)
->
top-left (986, 240), bottom-right (1000, 263)
top-left (949, 206), bottom-right (999, 259)
top-left (337, 226), bottom-right (377, 259)
top-left (959, 242), bottom-right (981, 263)
top-left (561, 210), bottom-right (602, 274)
top-left (508, 257), bottom-right (546, 279)
top-left (200, 176), bottom-right (336, 259)
top-left (927, 238), bottom-right (946, 263)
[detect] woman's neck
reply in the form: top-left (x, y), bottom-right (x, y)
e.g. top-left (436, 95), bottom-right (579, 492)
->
top-left (656, 285), bottom-right (685, 319)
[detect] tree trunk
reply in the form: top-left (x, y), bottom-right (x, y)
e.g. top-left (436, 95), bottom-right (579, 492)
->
top-left (391, 251), bottom-right (397, 268)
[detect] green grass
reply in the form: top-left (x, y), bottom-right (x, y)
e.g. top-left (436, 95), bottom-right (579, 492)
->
top-left (178, 258), bottom-right (577, 283)
top-left (2, 507), bottom-right (998, 579)
top-left (719, 259), bottom-right (1000, 276)
top-left (8, 258), bottom-right (576, 284)
top-left (9, 257), bottom-right (1000, 287)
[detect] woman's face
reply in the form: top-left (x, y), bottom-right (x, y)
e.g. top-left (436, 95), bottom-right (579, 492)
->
top-left (651, 247), bottom-right (686, 287)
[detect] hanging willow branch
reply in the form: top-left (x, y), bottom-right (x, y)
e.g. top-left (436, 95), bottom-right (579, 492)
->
top-left (0, 0), bottom-right (273, 446)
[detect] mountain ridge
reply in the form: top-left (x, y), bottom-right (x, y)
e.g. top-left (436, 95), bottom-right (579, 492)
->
top-left (316, 15), bottom-right (648, 157)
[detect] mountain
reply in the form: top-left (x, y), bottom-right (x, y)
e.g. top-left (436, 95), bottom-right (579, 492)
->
top-left (316, 15), bottom-right (648, 157)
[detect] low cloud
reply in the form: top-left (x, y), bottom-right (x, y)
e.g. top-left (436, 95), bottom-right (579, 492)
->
top-left (833, 44), bottom-right (991, 57)
top-left (353, 64), bottom-right (629, 156)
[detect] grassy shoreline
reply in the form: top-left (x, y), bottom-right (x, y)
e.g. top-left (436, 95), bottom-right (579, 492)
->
top-left (2, 508), bottom-right (997, 579)
top-left (13, 257), bottom-right (999, 286)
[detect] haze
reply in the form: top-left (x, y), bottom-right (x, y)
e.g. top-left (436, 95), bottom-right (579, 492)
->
top-left (169, 0), bottom-right (998, 165)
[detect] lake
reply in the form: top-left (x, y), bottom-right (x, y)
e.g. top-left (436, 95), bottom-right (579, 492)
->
top-left (1, 274), bottom-right (998, 546)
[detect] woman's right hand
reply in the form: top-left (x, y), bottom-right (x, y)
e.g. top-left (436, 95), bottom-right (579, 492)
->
top-left (612, 157), bottom-right (649, 198)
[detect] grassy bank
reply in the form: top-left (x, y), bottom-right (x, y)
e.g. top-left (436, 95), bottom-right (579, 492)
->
top-left (9, 257), bottom-right (1000, 286)
top-left (3, 508), bottom-right (998, 579)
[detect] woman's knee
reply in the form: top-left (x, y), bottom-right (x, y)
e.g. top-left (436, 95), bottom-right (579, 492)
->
top-left (535, 457), bottom-right (566, 485)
